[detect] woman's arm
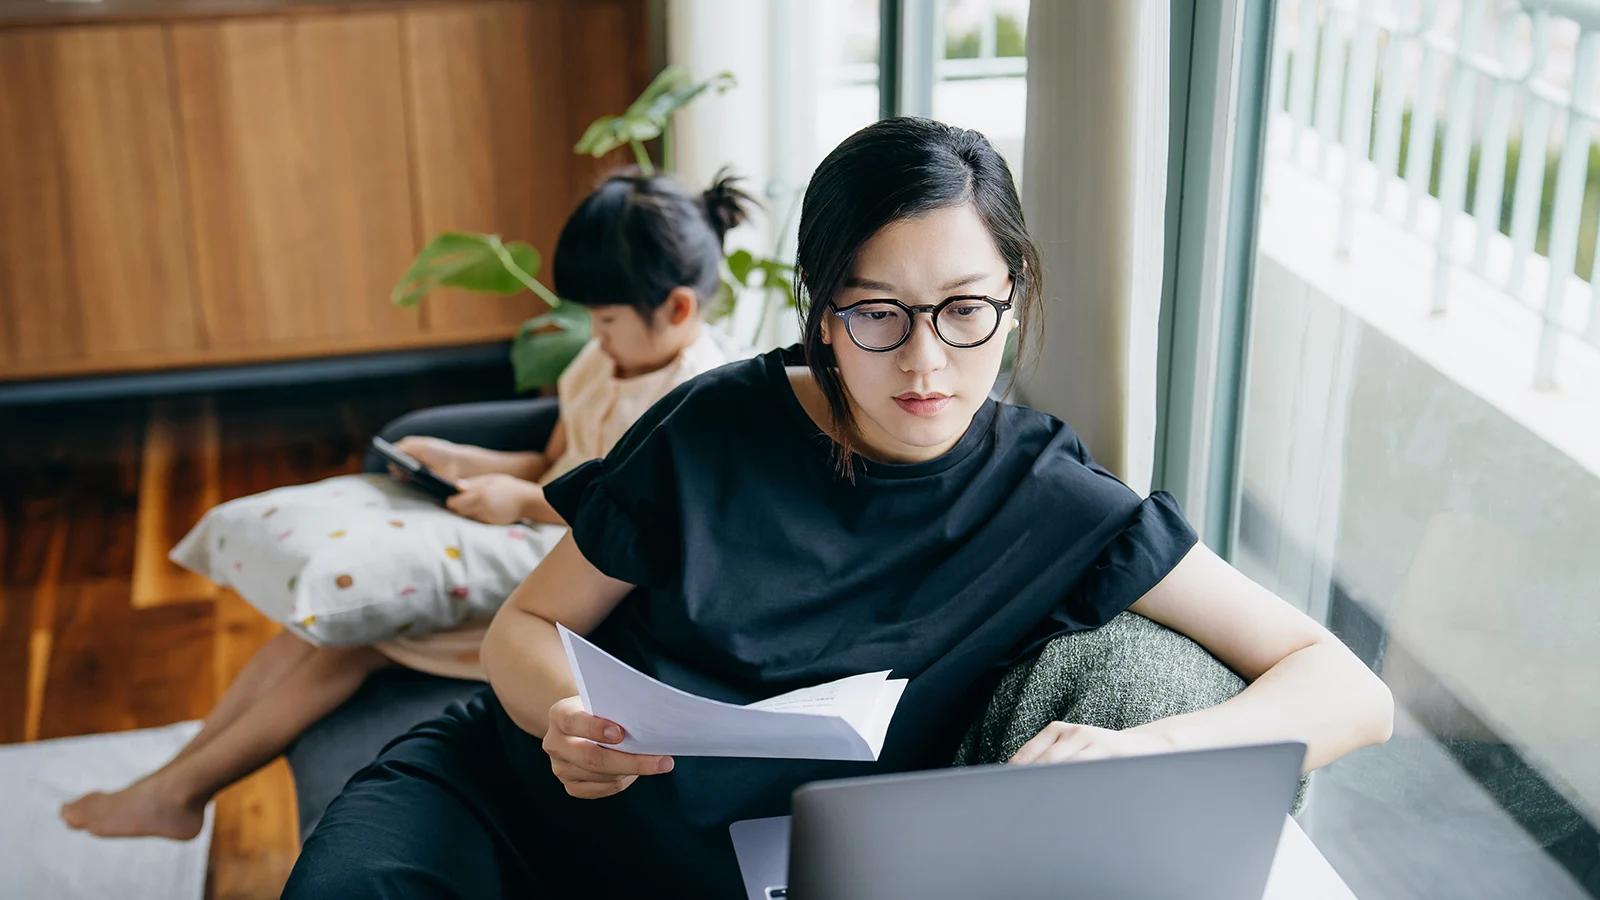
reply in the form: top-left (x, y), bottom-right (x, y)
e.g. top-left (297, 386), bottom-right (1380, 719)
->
top-left (480, 533), bottom-right (629, 738)
top-left (1014, 542), bottom-right (1393, 772)
top-left (481, 533), bottom-right (673, 798)
top-left (1125, 542), bottom-right (1393, 769)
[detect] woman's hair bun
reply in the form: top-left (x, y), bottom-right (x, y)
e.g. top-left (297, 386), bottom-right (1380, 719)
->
top-left (701, 168), bottom-right (757, 244)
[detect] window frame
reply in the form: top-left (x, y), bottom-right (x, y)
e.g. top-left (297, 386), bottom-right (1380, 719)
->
top-left (1154, 0), bottom-right (1276, 556)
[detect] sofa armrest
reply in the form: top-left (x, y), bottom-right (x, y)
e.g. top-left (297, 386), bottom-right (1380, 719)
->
top-left (955, 612), bottom-right (1310, 813)
top-left (362, 396), bottom-right (562, 475)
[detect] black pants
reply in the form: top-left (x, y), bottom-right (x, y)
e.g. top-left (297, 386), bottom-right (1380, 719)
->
top-left (283, 690), bottom-right (749, 899)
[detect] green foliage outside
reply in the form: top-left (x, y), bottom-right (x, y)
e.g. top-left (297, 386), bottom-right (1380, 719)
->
top-left (944, 13), bottom-right (1026, 60)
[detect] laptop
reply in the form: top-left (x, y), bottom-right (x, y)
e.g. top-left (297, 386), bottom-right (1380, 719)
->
top-left (730, 742), bottom-right (1305, 900)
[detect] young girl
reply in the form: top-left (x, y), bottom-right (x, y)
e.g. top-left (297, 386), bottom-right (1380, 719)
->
top-left (59, 170), bottom-right (753, 841)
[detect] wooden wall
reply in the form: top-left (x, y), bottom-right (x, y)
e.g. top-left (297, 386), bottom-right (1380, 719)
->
top-left (0, 0), bottom-right (650, 381)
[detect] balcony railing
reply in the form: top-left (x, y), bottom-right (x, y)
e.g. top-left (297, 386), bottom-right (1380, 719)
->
top-left (1270, 0), bottom-right (1600, 388)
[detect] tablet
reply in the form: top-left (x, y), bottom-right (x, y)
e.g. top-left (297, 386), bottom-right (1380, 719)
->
top-left (370, 436), bottom-right (461, 503)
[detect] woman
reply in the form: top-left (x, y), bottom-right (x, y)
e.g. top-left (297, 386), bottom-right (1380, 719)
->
top-left (284, 119), bottom-right (1392, 899)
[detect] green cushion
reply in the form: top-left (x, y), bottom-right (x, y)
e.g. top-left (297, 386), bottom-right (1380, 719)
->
top-left (956, 612), bottom-right (1310, 813)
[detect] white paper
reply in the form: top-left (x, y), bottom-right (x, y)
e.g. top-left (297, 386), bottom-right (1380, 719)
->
top-left (559, 624), bottom-right (907, 761)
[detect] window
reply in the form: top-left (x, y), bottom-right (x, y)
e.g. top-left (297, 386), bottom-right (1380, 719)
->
top-left (814, 0), bottom-right (884, 161)
top-left (1229, 1), bottom-right (1600, 896)
top-left (894, 0), bottom-right (1030, 179)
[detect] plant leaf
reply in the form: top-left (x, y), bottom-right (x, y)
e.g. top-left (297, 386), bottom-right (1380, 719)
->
top-left (623, 115), bottom-right (663, 142)
top-left (392, 233), bottom-right (542, 307)
top-left (636, 70), bottom-right (737, 124)
top-left (709, 277), bottom-right (740, 322)
top-left (574, 115), bottom-right (624, 157)
top-left (751, 254), bottom-right (798, 308)
top-left (510, 303), bottom-right (592, 393)
top-left (575, 67), bottom-right (737, 163)
top-left (625, 66), bottom-right (692, 117)
top-left (726, 249), bottom-right (757, 285)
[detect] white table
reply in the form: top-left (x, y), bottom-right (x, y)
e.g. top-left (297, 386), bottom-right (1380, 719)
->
top-left (1264, 816), bottom-right (1357, 899)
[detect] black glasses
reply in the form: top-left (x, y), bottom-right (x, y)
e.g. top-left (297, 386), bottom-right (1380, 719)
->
top-left (830, 279), bottom-right (1016, 352)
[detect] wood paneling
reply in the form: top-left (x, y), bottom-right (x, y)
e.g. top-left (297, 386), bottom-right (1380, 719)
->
top-left (1, 0), bottom-right (447, 29)
top-left (402, 1), bottom-right (571, 333)
top-left (562, 0), bottom-right (649, 197)
top-left (55, 27), bottom-right (201, 361)
top-left (0, 32), bottom-right (85, 366)
top-left (172, 12), bottom-right (422, 349)
top-left (0, 0), bottom-right (652, 381)
top-left (0, 25), bottom-right (198, 365)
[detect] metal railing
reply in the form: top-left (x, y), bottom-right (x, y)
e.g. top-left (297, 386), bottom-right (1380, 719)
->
top-left (1270, 0), bottom-right (1600, 388)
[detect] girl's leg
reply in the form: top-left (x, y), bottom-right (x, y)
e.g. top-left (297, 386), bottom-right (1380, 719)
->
top-left (168, 629), bottom-right (316, 765)
top-left (60, 644), bottom-right (391, 840)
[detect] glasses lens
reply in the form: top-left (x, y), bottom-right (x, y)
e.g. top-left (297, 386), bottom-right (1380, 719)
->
top-left (936, 298), bottom-right (1000, 346)
top-left (846, 303), bottom-right (910, 350)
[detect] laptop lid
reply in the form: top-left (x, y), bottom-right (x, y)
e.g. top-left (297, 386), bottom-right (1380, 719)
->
top-left (784, 742), bottom-right (1305, 900)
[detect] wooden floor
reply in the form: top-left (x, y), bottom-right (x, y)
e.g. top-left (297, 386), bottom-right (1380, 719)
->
top-left (0, 363), bottom-right (513, 899)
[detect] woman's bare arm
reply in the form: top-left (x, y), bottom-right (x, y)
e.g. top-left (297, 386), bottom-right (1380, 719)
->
top-left (479, 532), bottom-right (632, 739)
top-left (1125, 542), bottom-right (1394, 771)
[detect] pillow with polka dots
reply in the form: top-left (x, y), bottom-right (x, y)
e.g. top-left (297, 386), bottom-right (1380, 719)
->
top-left (170, 473), bottom-right (565, 646)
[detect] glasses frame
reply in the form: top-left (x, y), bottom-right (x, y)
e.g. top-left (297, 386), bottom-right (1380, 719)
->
top-left (829, 278), bottom-right (1017, 353)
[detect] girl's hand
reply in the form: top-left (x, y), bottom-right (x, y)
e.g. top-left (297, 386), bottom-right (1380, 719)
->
top-left (447, 474), bottom-right (542, 525)
top-left (392, 435), bottom-right (467, 483)
top-left (543, 696), bottom-right (674, 799)
top-left (1008, 722), bottom-right (1175, 766)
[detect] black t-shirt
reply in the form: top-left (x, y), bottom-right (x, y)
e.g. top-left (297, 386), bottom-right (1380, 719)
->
top-left (531, 345), bottom-right (1199, 831)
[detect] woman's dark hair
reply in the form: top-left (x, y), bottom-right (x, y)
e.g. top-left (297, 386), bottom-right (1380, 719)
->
top-left (552, 168), bottom-right (754, 319)
top-left (795, 117), bottom-right (1043, 474)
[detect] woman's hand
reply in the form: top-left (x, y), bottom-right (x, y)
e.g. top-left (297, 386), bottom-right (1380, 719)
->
top-left (543, 696), bottom-right (674, 799)
top-left (447, 474), bottom-right (543, 525)
top-left (1008, 722), bottom-right (1175, 766)
top-left (392, 436), bottom-right (468, 483)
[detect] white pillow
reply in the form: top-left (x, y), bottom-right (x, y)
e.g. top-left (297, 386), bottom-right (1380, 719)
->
top-left (171, 474), bottom-right (565, 646)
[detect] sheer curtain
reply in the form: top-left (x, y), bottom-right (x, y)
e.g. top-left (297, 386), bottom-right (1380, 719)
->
top-left (1014, 0), bottom-right (1171, 496)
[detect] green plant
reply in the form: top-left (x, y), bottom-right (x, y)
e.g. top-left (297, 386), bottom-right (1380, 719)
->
top-left (393, 66), bottom-right (800, 392)
top-left (728, 247), bottom-right (799, 339)
top-left (392, 233), bottom-right (556, 309)
top-left (574, 66), bottom-right (735, 175)
top-left (509, 301), bottom-right (593, 394)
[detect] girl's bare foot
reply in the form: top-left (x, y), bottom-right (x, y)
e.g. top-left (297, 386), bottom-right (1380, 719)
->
top-left (59, 776), bottom-right (206, 841)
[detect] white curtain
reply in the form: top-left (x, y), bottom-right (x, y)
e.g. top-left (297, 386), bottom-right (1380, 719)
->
top-left (665, 0), bottom-right (773, 207)
top-left (666, 0), bottom-right (821, 349)
top-left (1014, 1), bottom-right (1171, 496)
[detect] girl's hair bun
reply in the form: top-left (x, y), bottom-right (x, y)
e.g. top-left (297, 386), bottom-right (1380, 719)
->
top-left (701, 168), bottom-right (756, 245)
